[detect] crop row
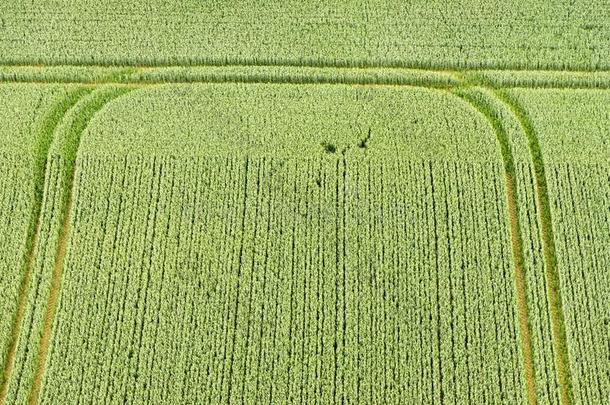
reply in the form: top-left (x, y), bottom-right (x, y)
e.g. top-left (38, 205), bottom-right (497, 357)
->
top-left (34, 155), bottom-right (524, 403)
top-left (546, 163), bottom-right (610, 404)
top-left (507, 88), bottom-right (610, 403)
top-left (1, 81), bottom-right (608, 404)
top-left (1, 0), bottom-right (609, 70)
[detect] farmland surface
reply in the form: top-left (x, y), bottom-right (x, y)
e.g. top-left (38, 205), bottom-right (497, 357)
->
top-left (0, 2), bottom-right (609, 404)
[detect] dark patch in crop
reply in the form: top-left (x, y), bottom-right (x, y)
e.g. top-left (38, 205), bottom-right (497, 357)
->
top-left (581, 23), bottom-right (599, 30)
top-left (315, 178), bottom-right (322, 187)
top-left (321, 142), bottom-right (336, 153)
top-left (358, 127), bottom-right (372, 149)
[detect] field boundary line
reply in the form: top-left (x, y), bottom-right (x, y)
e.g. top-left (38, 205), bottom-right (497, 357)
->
top-left (0, 79), bottom-right (455, 89)
top-left (26, 87), bottom-right (134, 405)
top-left (492, 90), bottom-right (573, 405)
top-left (454, 88), bottom-right (538, 405)
top-left (0, 81), bottom-right (609, 91)
top-left (0, 60), bottom-right (609, 74)
top-left (2, 79), bottom-right (610, 91)
top-left (1, 66), bottom-right (610, 90)
top-left (0, 88), bottom-right (91, 405)
top-left (1, 68), bottom-right (580, 404)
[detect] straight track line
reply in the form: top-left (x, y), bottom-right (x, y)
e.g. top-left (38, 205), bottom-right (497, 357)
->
top-left (0, 78), bottom-right (610, 91)
top-left (0, 60), bottom-right (608, 74)
top-left (1, 65), bottom-right (610, 90)
top-left (1, 77), bottom-right (610, 91)
top-left (0, 78), bottom-right (456, 89)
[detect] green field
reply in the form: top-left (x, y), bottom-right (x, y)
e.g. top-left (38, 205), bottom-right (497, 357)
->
top-left (0, 2), bottom-right (609, 404)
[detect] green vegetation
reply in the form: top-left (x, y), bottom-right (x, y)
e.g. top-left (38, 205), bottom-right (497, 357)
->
top-left (0, 4), bottom-right (608, 404)
top-left (0, 84), bottom-right (84, 395)
top-left (505, 89), bottom-right (610, 404)
top-left (0, 1), bottom-right (609, 70)
top-left (37, 85), bottom-right (528, 403)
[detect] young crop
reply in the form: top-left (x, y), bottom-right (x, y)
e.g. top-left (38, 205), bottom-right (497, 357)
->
top-left (0, 47), bottom-right (607, 405)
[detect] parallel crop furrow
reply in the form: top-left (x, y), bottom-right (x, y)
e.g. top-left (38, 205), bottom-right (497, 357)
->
top-left (3, 64), bottom-right (606, 405)
top-left (1, 65), bottom-right (610, 90)
top-left (93, 156), bottom-right (132, 401)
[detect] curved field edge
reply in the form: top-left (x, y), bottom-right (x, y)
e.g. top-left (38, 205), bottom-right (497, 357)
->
top-left (1, 65), bottom-right (610, 90)
top-left (27, 86), bottom-right (135, 405)
top-left (2, 78), bottom-right (600, 400)
top-left (76, 80), bottom-right (580, 401)
top-left (453, 88), bottom-right (537, 405)
top-left (78, 83), bottom-right (506, 161)
top-left (0, 87), bottom-right (90, 403)
top-left (0, 87), bottom-right (134, 405)
top-left (493, 91), bottom-right (573, 405)
top-left (44, 83), bottom-right (531, 402)
top-left (499, 89), bottom-right (610, 403)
